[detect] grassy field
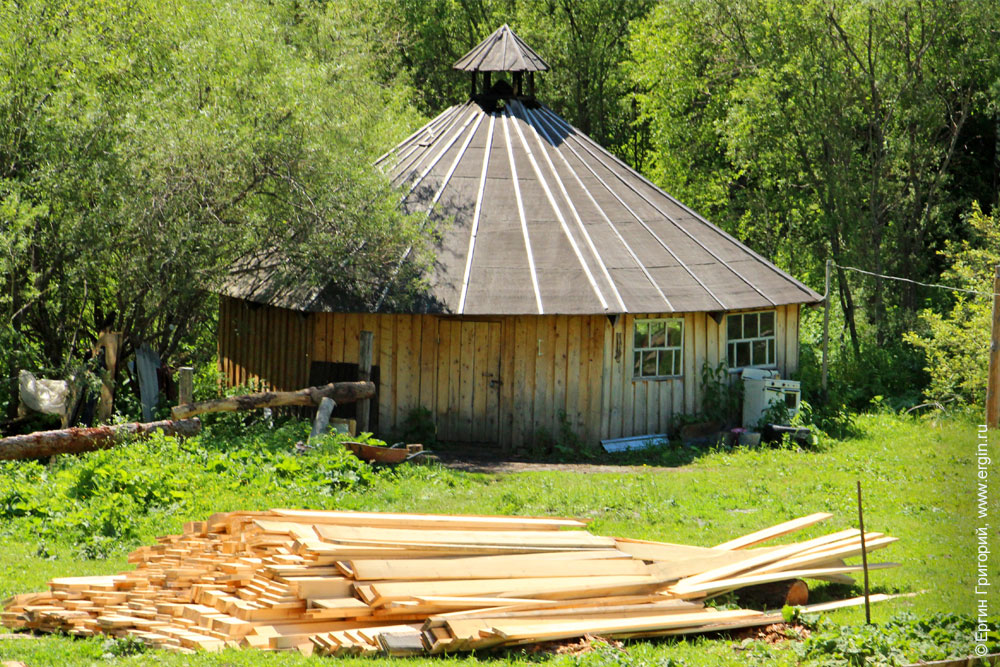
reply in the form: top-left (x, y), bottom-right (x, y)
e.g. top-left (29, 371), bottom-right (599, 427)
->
top-left (0, 412), bottom-right (996, 665)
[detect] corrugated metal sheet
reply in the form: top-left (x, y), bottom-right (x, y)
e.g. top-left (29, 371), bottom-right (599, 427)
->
top-left (373, 98), bottom-right (821, 315)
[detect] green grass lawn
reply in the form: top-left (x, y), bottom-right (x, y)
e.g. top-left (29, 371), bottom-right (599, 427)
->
top-left (1, 413), bottom-right (996, 665)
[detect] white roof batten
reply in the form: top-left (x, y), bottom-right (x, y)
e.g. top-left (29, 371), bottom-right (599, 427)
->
top-left (502, 108), bottom-right (544, 315)
top-left (568, 119), bottom-right (815, 300)
top-left (429, 112), bottom-right (485, 209)
top-left (374, 109), bottom-right (484, 312)
top-left (384, 105), bottom-right (467, 177)
top-left (507, 102), bottom-right (608, 312)
top-left (530, 108), bottom-right (670, 312)
top-left (458, 113), bottom-right (497, 314)
top-left (520, 104), bottom-right (627, 313)
top-left (550, 112), bottom-right (777, 307)
top-left (400, 104), bottom-right (478, 199)
top-left (537, 107), bottom-right (726, 311)
top-left (376, 103), bottom-right (460, 168)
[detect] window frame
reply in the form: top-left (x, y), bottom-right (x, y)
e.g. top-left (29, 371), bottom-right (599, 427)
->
top-left (725, 310), bottom-right (777, 370)
top-left (632, 317), bottom-right (684, 380)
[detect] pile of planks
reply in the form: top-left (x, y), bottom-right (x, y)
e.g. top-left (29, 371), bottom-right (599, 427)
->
top-left (2, 509), bottom-right (899, 656)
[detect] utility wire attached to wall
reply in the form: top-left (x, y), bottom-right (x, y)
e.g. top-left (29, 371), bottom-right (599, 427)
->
top-left (833, 263), bottom-right (1000, 298)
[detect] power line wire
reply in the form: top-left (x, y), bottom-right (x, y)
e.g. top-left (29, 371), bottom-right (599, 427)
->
top-left (834, 263), bottom-right (999, 298)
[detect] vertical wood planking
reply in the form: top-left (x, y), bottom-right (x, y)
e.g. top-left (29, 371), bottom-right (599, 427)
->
top-left (566, 317), bottom-right (582, 433)
top-left (459, 322), bottom-right (475, 440)
top-left (646, 375), bottom-right (660, 434)
top-left (775, 305), bottom-right (787, 375)
top-left (314, 313), bottom-right (329, 362)
top-left (692, 313), bottom-right (705, 413)
top-left (435, 319), bottom-right (452, 440)
top-left (633, 378), bottom-right (647, 436)
top-left (513, 316), bottom-right (534, 447)
top-left (533, 316), bottom-right (552, 440)
top-left (343, 314), bottom-right (361, 367)
top-left (394, 315), bottom-right (413, 428)
top-left (472, 322), bottom-right (489, 441)
top-left (486, 322), bottom-right (501, 442)
top-left (218, 297), bottom-right (229, 386)
top-left (378, 315), bottom-right (395, 435)
top-left (599, 316), bottom-right (613, 440)
top-left (586, 316), bottom-right (604, 446)
top-left (419, 316), bottom-right (437, 411)
top-left (608, 316), bottom-right (624, 439)
top-left (498, 317), bottom-right (516, 451)
top-left (706, 312), bottom-right (720, 371)
top-left (660, 378), bottom-right (673, 433)
top-left (684, 312), bottom-right (696, 414)
top-left (330, 313), bottom-right (346, 362)
top-left (786, 305), bottom-right (799, 375)
top-left (552, 316), bottom-right (568, 436)
top-left (447, 320), bottom-right (462, 441)
top-left (621, 315), bottom-right (634, 438)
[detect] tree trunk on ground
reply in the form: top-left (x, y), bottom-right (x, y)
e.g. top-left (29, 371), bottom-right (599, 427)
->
top-left (171, 381), bottom-right (375, 420)
top-left (0, 418), bottom-right (202, 461)
top-left (735, 579), bottom-right (808, 609)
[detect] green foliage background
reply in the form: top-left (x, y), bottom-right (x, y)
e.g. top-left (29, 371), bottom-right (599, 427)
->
top-left (1, 0), bottom-right (999, 416)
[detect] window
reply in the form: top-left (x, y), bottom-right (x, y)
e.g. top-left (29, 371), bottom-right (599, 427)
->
top-left (727, 311), bottom-right (776, 368)
top-left (633, 318), bottom-right (683, 379)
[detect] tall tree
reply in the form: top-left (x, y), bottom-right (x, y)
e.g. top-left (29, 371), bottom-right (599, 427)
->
top-left (0, 0), bottom-right (428, 381)
top-left (630, 0), bottom-right (1000, 351)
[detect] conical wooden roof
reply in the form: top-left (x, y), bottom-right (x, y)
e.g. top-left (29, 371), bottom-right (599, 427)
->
top-left (453, 24), bottom-right (549, 72)
top-left (376, 98), bottom-right (821, 315)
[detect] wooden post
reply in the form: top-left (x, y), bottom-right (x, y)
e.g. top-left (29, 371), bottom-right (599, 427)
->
top-left (821, 259), bottom-right (832, 397)
top-left (357, 331), bottom-right (374, 434)
top-left (987, 265), bottom-right (1000, 429)
top-left (856, 480), bottom-right (872, 625)
top-left (94, 331), bottom-right (121, 423)
top-left (178, 367), bottom-right (194, 407)
top-left (310, 397), bottom-right (336, 440)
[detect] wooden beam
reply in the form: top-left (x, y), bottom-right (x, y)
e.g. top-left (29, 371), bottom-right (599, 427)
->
top-left (171, 381), bottom-right (374, 419)
top-left (0, 418), bottom-right (202, 460)
top-left (987, 265), bottom-right (1000, 429)
top-left (177, 367), bottom-right (194, 406)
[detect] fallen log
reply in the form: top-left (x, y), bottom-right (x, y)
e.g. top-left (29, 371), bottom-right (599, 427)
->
top-left (171, 381), bottom-right (375, 420)
top-left (0, 418), bottom-right (202, 461)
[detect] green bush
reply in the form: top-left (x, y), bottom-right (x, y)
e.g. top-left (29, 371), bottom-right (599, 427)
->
top-left (905, 204), bottom-right (1000, 408)
top-left (796, 612), bottom-right (999, 666)
top-left (0, 419), bottom-right (381, 558)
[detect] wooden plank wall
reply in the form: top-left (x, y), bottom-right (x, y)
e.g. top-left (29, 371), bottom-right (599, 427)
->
top-left (598, 305), bottom-right (800, 441)
top-left (218, 298), bottom-right (801, 450)
top-left (218, 296), bottom-right (313, 393)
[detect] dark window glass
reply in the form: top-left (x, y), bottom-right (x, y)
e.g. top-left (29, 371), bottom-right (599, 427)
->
top-left (760, 311), bottom-right (775, 336)
top-left (727, 315), bottom-right (741, 340)
top-left (737, 341), bottom-right (751, 367)
top-left (649, 321), bottom-right (666, 347)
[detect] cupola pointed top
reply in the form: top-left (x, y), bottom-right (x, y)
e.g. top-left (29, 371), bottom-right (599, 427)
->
top-left (453, 24), bottom-right (549, 73)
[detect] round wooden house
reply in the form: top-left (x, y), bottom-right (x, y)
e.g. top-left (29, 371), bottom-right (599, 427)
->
top-left (217, 25), bottom-right (821, 449)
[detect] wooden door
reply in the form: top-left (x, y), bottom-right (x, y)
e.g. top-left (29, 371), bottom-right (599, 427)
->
top-left (436, 320), bottom-right (501, 443)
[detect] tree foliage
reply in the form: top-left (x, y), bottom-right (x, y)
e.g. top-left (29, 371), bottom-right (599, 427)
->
top-left (904, 204), bottom-right (1000, 406)
top-left (0, 0), bottom-right (427, 385)
top-left (629, 0), bottom-right (1000, 354)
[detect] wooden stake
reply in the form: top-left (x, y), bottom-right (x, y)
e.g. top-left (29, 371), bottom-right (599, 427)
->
top-left (178, 367), bottom-right (194, 407)
top-left (856, 481), bottom-right (871, 625)
top-left (311, 397), bottom-right (336, 440)
top-left (821, 259), bottom-right (832, 396)
top-left (986, 265), bottom-right (1000, 429)
top-left (357, 331), bottom-right (374, 434)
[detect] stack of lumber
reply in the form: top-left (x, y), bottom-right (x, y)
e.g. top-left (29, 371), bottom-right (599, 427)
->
top-left (2, 509), bottom-right (899, 656)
